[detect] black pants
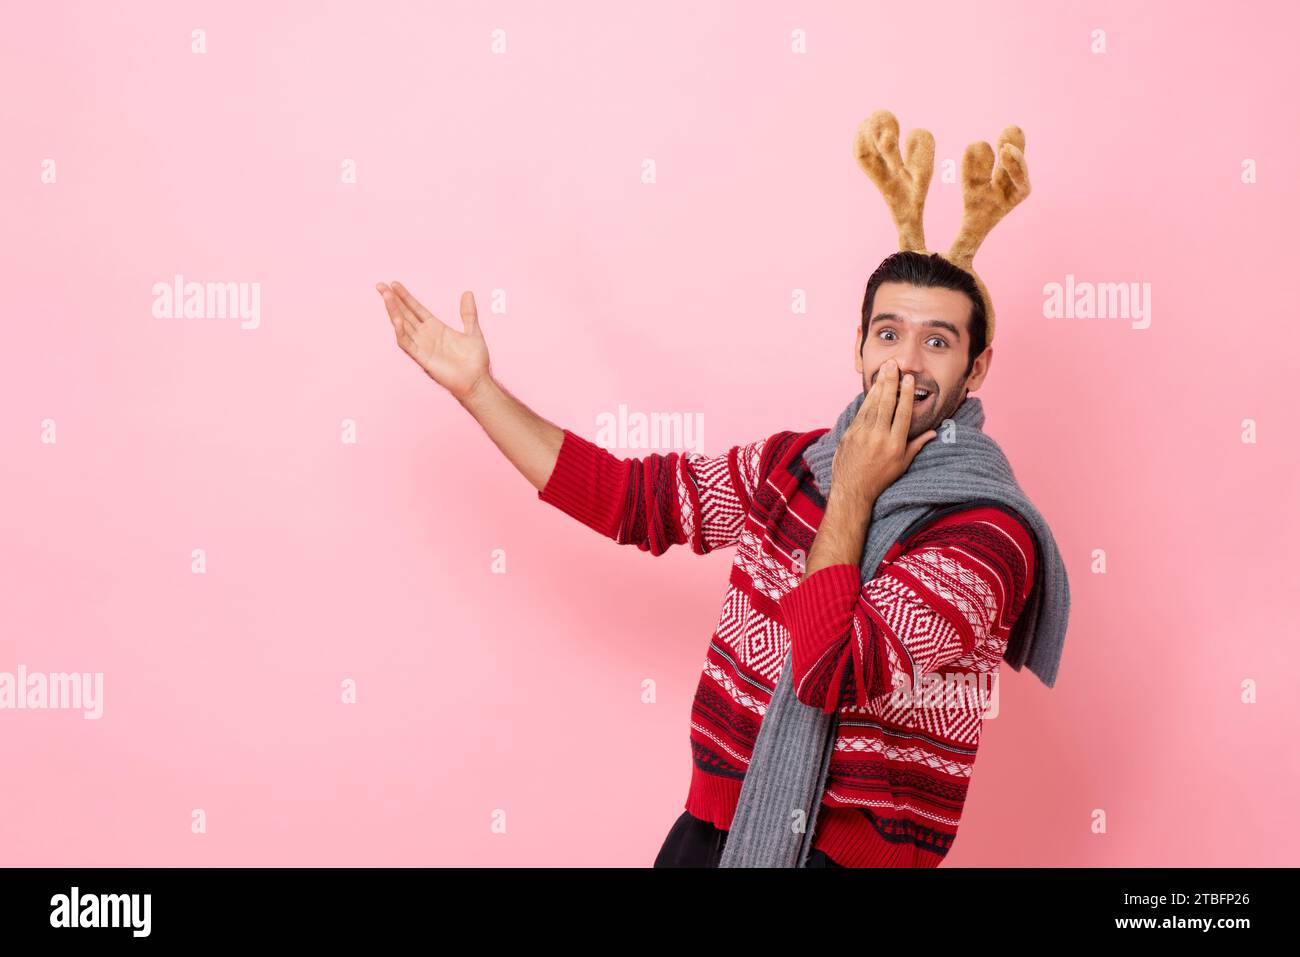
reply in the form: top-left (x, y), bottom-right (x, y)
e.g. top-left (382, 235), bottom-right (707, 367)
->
top-left (653, 810), bottom-right (842, 868)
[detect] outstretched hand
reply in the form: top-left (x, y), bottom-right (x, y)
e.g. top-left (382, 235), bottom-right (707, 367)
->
top-left (376, 281), bottom-right (490, 400)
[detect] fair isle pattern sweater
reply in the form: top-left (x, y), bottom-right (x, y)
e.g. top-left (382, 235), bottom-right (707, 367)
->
top-left (537, 424), bottom-right (1036, 867)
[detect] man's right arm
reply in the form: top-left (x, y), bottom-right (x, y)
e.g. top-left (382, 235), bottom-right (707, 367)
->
top-left (374, 281), bottom-right (773, 556)
top-left (461, 375), bottom-right (783, 556)
top-left (457, 374), bottom-right (566, 493)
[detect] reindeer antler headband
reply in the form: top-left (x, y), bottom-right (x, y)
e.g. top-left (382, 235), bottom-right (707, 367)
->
top-left (855, 109), bottom-right (1031, 345)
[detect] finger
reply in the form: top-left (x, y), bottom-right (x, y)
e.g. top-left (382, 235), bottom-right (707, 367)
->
top-left (392, 302), bottom-right (420, 340)
top-left (389, 281), bottom-right (439, 325)
top-left (379, 291), bottom-right (403, 333)
top-left (861, 358), bottom-right (899, 429)
top-left (459, 290), bottom-right (480, 337)
top-left (377, 281), bottom-right (416, 325)
top-left (857, 367), bottom-right (884, 429)
top-left (904, 429), bottom-right (938, 466)
top-left (892, 371), bottom-right (917, 443)
top-left (875, 359), bottom-right (900, 430)
top-left (394, 325), bottom-right (412, 353)
top-left (394, 320), bottom-right (424, 359)
top-left (377, 284), bottom-right (421, 338)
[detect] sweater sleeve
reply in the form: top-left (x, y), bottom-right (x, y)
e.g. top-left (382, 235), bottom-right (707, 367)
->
top-left (780, 507), bottom-right (1036, 713)
top-left (536, 428), bottom-right (775, 556)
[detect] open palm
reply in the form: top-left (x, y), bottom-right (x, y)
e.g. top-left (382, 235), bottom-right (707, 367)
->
top-left (377, 281), bottom-right (490, 400)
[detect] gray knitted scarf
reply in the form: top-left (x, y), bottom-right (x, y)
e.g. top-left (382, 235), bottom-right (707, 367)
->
top-left (718, 390), bottom-right (1071, 868)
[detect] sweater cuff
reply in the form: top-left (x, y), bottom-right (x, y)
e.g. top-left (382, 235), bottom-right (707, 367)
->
top-left (780, 563), bottom-right (862, 710)
top-left (537, 429), bottom-right (629, 540)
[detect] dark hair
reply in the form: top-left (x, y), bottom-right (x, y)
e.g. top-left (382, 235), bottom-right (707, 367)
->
top-left (859, 251), bottom-right (987, 377)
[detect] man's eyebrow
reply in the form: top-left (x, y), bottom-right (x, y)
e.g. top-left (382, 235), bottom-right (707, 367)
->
top-left (868, 312), bottom-right (963, 339)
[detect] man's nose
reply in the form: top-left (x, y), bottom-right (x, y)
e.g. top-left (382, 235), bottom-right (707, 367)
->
top-left (888, 343), bottom-right (925, 384)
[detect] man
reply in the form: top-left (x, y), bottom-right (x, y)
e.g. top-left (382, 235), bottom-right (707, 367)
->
top-left (375, 247), bottom-right (1041, 868)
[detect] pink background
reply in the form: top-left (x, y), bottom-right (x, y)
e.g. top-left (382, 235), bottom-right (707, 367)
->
top-left (2, 0), bottom-right (1297, 867)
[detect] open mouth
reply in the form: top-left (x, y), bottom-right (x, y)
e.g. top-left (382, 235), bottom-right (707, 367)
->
top-left (897, 387), bottom-right (933, 408)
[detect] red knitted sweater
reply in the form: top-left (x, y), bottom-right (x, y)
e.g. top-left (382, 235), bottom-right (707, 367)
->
top-left (537, 423), bottom-right (1035, 867)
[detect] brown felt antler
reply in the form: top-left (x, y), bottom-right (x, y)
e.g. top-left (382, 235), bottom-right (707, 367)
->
top-left (855, 109), bottom-right (1031, 344)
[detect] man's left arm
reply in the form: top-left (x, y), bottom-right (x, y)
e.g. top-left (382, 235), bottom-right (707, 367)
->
top-left (781, 498), bottom-right (1036, 713)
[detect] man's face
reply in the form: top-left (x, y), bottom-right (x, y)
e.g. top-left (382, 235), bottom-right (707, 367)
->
top-left (854, 281), bottom-right (992, 440)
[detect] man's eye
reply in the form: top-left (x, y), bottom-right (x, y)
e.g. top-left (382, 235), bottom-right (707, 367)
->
top-left (927, 337), bottom-right (947, 348)
top-left (879, 330), bottom-right (896, 340)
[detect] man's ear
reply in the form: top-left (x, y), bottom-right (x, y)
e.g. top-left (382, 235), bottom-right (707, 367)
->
top-left (854, 326), bottom-right (864, 375)
top-left (964, 346), bottom-right (992, 391)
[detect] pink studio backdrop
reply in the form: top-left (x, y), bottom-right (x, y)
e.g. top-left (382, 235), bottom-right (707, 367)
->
top-left (2, 1), bottom-right (1297, 867)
